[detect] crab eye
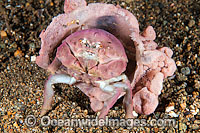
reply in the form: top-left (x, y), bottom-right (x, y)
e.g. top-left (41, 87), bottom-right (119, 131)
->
top-left (76, 20), bottom-right (80, 25)
top-left (91, 42), bottom-right (102, 49)
top-left (85, 43), bottom-right (90, 47)
top-left (91, 45), bottom-right (96, 48)
top-left (79, 38), bottom-right (102, 49)
top-left (79, 38), bottom-right (90, 47)
top-left (79, 38), bottom-right (87, 43)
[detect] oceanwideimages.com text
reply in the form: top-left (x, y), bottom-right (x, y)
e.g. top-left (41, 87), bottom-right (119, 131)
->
top-left (25, 115), bottom-right (176, 128)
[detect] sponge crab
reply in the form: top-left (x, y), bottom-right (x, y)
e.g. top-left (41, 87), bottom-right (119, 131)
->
top-left (36, 0), bottom-right (176, 118)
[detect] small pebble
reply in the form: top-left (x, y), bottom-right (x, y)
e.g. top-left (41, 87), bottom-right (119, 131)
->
top-left (168, 111), bottom-right (178, 117)
top-left (176, 61), bottom-right (182, 66)
top-left (194, 120), bottom-right (200, 124)
top-left (189, 124), bottom-right (199, 130)
top-left (19, 119), bottom-right (23, 124)
top-left (13, 122), bottom-right (19, 128)
top-left (125, 0), bottom-right (132, 3)
top-left (166, 105), bottom-right (174, 112)
top-left (83, 110), bottom-right (88, 115)
top-left (180, 102), bottom-right (186, 110)
top-left (191, 108), bottom-right (199, 115)
top-left (154, 128), bottom-right (159, 132)
top-left (186, 87), bottom-right (193, 94)
top-left (14, 49), bottom-right (23, 57)
top-left (179, 122), bottom-right (187, 132)
top-left (7, 111), bottom-right (12, 116)
top-left (2, 115), bottom-right (8, 120)
top-left (197, 57), bottom-right (200, 64)
top-left (194, 81), bottom-right (200, 89)
top-left (181, 67), bottom-right (190, 75)
top-left (132, 111), bottom-right (138, 117)
top-left (188, 20), bottom-right (195, 27)
top-left (26, 3), bottom-right (30, 7)
top-left (31, 55), bottom-right (36, 62)
top-left (50, 2), bottom-right (54, 6)
top-left (163, 21), bottom-right (167, 25)
top-left (1, 31), bottom-right (7, 38)
top-left (0, 43), bottom-right (6, 48)
top-left (29, 43), bottom-right (36, 52)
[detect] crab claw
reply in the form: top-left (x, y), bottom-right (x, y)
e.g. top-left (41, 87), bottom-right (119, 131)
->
top-left (93, 74), bottom-right (133, 119)
top-left (40, 74), bottom-right (76, 116)
top-left (76, 82), bottom-right (127, 119)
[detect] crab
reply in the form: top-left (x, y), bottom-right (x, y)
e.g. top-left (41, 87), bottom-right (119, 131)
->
top-left (36, 0), bottom-right (176, 119)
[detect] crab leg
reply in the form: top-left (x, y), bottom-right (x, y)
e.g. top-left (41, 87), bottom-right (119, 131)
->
top-left (94, 74), bottom-right (133, 118)
top-left (95, 74), bottom-right (129, 92)
top-left (40, 74), bottom-right (76, 116)
top-left (99, 82), bottom-right (128, 92)
top-left (100, 80), bottom-right (134, 118)
top-left (123, 82), bottom-right (134, 118)
top-left (99, 88), bottom-right (123, 119)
